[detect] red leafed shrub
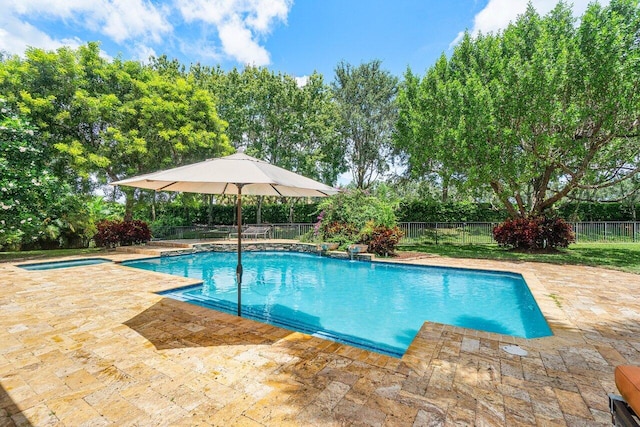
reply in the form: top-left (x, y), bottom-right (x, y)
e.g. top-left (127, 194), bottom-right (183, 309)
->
top-left (493, 217), bottom-right (574, 250)
top-left (94, 220), bottom-right (151, 248)
top-left (363, 225), bottom-right (404, 256)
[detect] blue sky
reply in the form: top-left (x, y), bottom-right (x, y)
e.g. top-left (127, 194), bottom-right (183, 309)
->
top-left (0, 0), bottom-right (604, 80)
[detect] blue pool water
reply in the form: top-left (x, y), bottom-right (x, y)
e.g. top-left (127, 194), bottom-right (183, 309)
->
top-left (19, 258), bottom-right (112, 270)
top-left (123, 251), bottom-right (551, 357)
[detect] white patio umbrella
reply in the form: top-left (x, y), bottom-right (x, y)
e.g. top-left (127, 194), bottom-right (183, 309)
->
top-left (111, 152), bottom-right (339, 317)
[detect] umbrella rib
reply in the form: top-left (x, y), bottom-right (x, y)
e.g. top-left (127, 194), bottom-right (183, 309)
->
top-left (270, 184), bottom-right (283, 197)
top-left (157, 182), bottom-right (178, 191)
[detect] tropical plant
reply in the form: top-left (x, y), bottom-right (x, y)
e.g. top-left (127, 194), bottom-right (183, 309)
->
top-left (312, 189), bottom-right (400, 249)
top-left (94, 219), bottom-right (151, 248)
top-left (493, 217), bottom-right (575, 250)
top-left (317, 189), bottom-right (398, 231)
top-left (359, 223), bottom-right (404, 256)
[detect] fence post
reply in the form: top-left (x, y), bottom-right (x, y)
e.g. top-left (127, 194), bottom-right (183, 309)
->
top-left (435, 222), bottom-right (439, 245)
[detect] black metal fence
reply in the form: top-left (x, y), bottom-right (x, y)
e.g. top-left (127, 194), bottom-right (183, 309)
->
top-left (151, 223), bottom-right (316, 241)
top-left (151, 221), bottom-right (640, 244)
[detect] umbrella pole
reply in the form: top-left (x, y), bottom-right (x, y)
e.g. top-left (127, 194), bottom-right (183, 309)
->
top-left (236, 185), bottom-right (243, 317)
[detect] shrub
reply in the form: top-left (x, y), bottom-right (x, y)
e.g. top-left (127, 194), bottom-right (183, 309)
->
top-left (493, 217), bottom-right (575, 250)
top-left (317, 189), bottom-right (398, 230)
top-left (361, 225), bottom-right (404, 256)
top-left (94, 220), bottom-right (151, 248)
top-left (311, 189), bottom-right (401, 250)
top-left (321, 221), bottom-right (359, 248)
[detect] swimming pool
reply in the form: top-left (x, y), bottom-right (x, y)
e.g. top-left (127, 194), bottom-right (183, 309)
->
top-left (123, 251), bottom-right (551, 357)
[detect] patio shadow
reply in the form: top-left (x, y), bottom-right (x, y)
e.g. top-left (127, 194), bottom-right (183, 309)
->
top-left (0, 383), bottom-right (32, 426)
top-left (124, 297), bottom-right (298, 350)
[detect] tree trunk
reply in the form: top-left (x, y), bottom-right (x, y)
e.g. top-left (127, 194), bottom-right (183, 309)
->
top-left (123, 187), bottom-right (135, 221)
top-left (151, 191), bottom-right (156, 222)
top-left (289, 200), bottom-right (294, 223)
top-left (256, 195), bottom-right (263, 224)
top-left (441, 174), bottom-right (450, 203)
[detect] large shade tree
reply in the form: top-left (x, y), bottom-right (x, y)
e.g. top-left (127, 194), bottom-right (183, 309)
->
top-left (332, 60), bottom-right (398, 189)
top-left (189, 65), bottom-right (345, 223)
top-left (0, 43), bottom-right (233, 218)
top-left (198, 66), bottom-right (345, 185)
top-left (395, 0), bottom-right (640, 217)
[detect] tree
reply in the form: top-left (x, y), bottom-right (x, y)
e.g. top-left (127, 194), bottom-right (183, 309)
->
top-left (395, 0), bottom-right (640, 217)
top-left (0, 45), bottom-right (86, 190)
top-left (201, 66), bottom-right (345, 184)
top-left (0, 43), bottom-right (233, 219)
top-left (332, 60), bottom-right (398, 189)
top-left (190, 65), bottom-right (345, 223)
top-left (394, 65), bottom-right (464, 202)
top-left (0, 100), bottom-right (68, 249)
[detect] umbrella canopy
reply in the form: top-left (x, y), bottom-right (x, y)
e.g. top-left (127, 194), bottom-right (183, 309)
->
top-left (111, 152), bottom-right (339, 317)
top-left (112, 153), bottom-right (337, 197)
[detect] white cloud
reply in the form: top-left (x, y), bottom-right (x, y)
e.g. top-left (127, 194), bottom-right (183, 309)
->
top-left (33, 0), bottom-right (170, 42)
top-left (96, 0), bottom-right (172, 43)
top-left (0, 0), bottom-right (172, 56)
top-left (245, 0), bottom-right (291, 33)
top-left (176, 0), bottom-right (293, 66)
top-left (294, 75), bottom-right (309, 87)
top-left (179, 39), bottom-right (223, 62)
top-left (133, 44), bottom-right (157, 63)
top-left (0, 13), bottom-right (81, 54)
top-left (0, 0), bottom-right (292, 68)
top-left (452, 0), bottom-right (611, 47)
top-left (218, 16), bottom-right (270, 65)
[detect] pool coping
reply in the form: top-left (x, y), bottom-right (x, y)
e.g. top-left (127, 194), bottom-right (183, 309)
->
top-left (16, 257), bottom-right (114, 270)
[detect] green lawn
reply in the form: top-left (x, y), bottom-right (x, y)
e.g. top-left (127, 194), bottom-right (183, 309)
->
top-left (398, 242), bottom-right (640, 275)
top-left (0, 247), bottom-right (106, 263)
top-left (3, 243), bottom-right (640, 275)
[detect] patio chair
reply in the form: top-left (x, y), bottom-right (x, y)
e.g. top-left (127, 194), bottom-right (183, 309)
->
top-left (609, 365), bottom-right (640, 426)
top-left (230, 226), bottom-right (271, 240)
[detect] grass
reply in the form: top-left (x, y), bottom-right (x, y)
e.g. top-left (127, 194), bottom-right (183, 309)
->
top-left (398, 242), bottom-right (640, 274)
top-left (0, 247), bottom-right (107, 263)
top-left (4, 242), bottom-right (640, 275)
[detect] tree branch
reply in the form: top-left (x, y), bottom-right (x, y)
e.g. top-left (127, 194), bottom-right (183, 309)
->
top-left (490, 181), bottom-right (519, 218)
top-left (576, 165), bottom-right (640, 189)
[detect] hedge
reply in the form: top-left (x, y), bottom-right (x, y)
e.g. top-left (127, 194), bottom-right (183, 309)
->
top-left (145, 200), bottom-right (640, 226)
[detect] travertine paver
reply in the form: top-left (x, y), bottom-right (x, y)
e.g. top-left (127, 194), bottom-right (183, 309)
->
top-left (0, 246), bottom-right (639, 426)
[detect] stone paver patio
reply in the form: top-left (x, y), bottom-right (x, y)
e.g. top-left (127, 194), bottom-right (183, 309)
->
top-left (1, 244), bottom-right (639, 426)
